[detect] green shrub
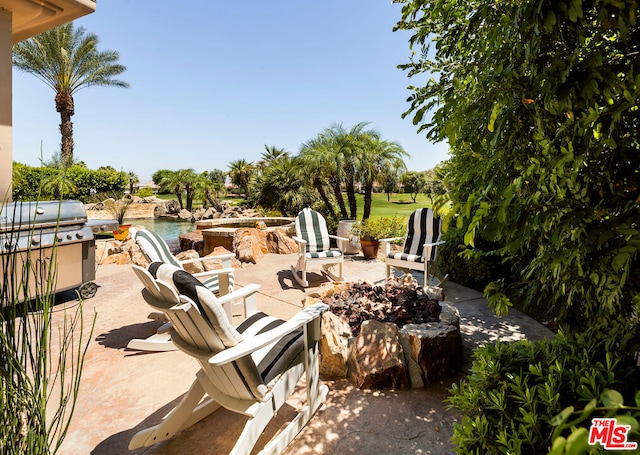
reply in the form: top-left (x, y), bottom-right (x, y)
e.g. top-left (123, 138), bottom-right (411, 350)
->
top-left (135, 186), bottom-right (154, 198)
top-left (447, 322), bottom-right (639, 454)
top-left (437, 225), bottom-right (505, 292)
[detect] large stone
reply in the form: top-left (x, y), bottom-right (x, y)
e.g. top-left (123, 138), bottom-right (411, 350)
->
top-left (233, 228), bottom-right (268, 264)
top-left (266, 228), bottom-right (297, 254)
top-left (178, 209), bottom-right (192, 220)
top-left (399, 320), bottom-right (462, 386)
top-left (319, 311), bottom-right (352, 379)
top-left (347, 320), bottom-right (410, 390)
top-left (175, 250), bottom-right (202, 274)
top-left (179, 231), bottom-right (204, 255)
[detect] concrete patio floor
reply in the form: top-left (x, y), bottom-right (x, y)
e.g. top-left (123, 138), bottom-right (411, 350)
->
top-left (51, 252), bottom-right (554, 454)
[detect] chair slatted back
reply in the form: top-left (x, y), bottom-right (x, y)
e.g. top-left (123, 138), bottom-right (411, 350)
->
top-left (133, 228), bottom-right (181, 267)
top-left (295, 208), bottom-right (330, 253)
top-left (403, 208), bottom-right (442, 261)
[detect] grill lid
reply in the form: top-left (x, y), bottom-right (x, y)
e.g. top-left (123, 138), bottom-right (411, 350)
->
top-left (0, 200), bottom-right (88, 232)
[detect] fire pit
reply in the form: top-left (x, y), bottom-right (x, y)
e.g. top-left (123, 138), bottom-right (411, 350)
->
top-left (309, 275), bottom-right (462, 390)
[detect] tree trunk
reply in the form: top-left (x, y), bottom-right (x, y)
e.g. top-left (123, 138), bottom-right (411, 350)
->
top-left (313, 177), bottom-right (336, 220)
top-left (345, 165), bottom-right (357, 219)
top-left (330, 175), bottom-right (348, 219)
top-left (56, 92), bottom-right (75, 163)
top-left (362, 182), bottom-right (374, 221)
top-left (174, 186), bottom-right (184, 209)
top-left (205, 190), bottom-right (223, 211)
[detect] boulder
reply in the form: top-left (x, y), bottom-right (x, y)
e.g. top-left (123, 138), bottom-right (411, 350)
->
top-left (202, 247), bottom-right (242, 269)
top-left (233, 228), bottom-right (268, 264)
top-left (179, 231), bottom-right (204, 255)
top-left (266, 228), bottom-right (298, 254)
top-left (347, 320), bottom-right (410, 390)
top-left (399, 321), bottom-right (462, 386)
top-left (175, 250), bottom-right (202, 274)
top-left (178, 209), bottom-right (192, 220)
top-left (319, 311), bottom-right (352, 379)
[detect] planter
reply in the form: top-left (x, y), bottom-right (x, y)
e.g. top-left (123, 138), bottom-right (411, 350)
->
top-left (360, 236), bottom-right (379, 259)
top-left (113, 224), bottom-right (131, 241)
top-left (337, 220), bottom-right (361, 254)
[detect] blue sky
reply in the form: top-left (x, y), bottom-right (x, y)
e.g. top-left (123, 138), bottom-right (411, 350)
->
top-left (11, 0), bottom-right (449, 182)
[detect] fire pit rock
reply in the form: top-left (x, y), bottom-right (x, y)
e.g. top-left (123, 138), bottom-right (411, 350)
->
top-left (308, 275), bottom-right (461, 390)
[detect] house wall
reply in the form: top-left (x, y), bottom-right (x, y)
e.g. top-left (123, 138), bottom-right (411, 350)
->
top-left (0, 10), bottom-right (11, 201)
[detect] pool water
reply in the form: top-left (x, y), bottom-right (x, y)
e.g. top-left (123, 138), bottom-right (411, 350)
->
top-left (128, 218), bottom-right (194, 242)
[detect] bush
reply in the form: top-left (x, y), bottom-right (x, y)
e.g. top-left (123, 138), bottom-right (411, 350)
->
top-left (447, 322), bottom-right (639, 454)
top-left (437, 225), bottom-right (505, 291)
top-left (135, 187), bottom-right (154, 198)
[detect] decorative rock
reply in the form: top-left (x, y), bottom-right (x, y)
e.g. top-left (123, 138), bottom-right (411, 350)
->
top-left (266, 228), bottom-right (298, 254)
top-left (204, 247), bottom-right (242, 269)
top-left (233, 228), bottom-right (268, 264)
top-left (347, 320), bottom-right (410, 390)
top-left (319, 311), bottom-right (352, 379)
top-left (175, 250), bottom-right (202, 274)
top-left (178, 209), bottom-right (192, 220)
top-left (399, 321), bottom-right (462, 386)
top-left (179, 231), bottom-right (204, 255)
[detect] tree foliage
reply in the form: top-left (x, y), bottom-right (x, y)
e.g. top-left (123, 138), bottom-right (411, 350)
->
top-left (396, 0), bottom-right (640, 329)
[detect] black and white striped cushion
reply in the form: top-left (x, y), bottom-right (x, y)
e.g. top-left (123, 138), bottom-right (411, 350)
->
top-left (387, 208), bottom-right (442, 262)
top-left (148, 262), bottom-right (303, 398)
top-left (306, 250), bottom-right (342, 259)
top-left (296, 208), bottom-right (331, 253)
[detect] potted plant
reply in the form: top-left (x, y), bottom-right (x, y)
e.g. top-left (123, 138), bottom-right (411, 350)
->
top-left (351, 216), bottom-right (406, 259)
top-left (105, 196), bottom-right (134, 240)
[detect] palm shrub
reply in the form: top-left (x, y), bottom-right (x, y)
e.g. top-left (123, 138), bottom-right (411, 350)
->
top-left (447, 321), bottom-right (639, 454)
top-left (0, 200), bottom-right (95, 454)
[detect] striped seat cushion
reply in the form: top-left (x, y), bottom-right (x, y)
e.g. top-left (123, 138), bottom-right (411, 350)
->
top-left (387, 252), bottom-right (425, 263)
top-left (148, 261), bottom-right (303, 399)
top-left (306, 250), bottom-right (342, 259)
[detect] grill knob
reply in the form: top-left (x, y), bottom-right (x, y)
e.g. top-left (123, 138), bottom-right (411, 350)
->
top-left (31, 235), bottom-right (41, 246)
top-left (57, 234), bottom-right (64, 242)
top-left (76, 230), bottom-right (84, 239)
top-left (66, 233), bottom-right (73, 240)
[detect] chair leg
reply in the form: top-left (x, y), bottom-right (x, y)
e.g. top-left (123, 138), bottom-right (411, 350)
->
top-left (128, 379), bottom-right (220, 449)
top-left (290, 265), bottom-right (309, 287)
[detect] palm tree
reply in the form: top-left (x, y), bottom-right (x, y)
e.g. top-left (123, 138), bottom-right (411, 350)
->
top-left (299, 136), bottom-right (341, 220)
top-left (195, 171), bottom-right (223, 212)
top-left (12, 22), bottom-right (129, 162)
top-left (159, 170), bottom-right (185, 209)
top-left (228, 159), bottom-right (255, 198)
top-left (358, 138), bottom-right (408, 220)
top-left (258, 145), bottom-right (288, 170)
top-left (127, 172), bottom-right (139, 195)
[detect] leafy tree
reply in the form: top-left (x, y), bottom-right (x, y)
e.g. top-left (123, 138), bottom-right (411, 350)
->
top-left (250, 155), bottom-right (311, 215)
top-left (159, 170), bottom-right (186, 209)
top-left (257, 145), bottom-right (288, 170)
top-left (423, 167), bottom-right (446, 205)
top-left (228, 159), bottom-right (255, 198)
top-left (152, 169), bottom-right (174, 193)
top-left (195, 171), bottom-right (223, 212)
top-left (395, 0), bottom-right (640, 329)
top-left (381, 165), bottom-right (402, 202)
top-left (13, 22), bottom-right (129, 163)
top-left (401, 171), bottom-right (427, 203)
top-left (299, 135), bottom-right (341, 220)
top-left (207, 168), bottom-right (227, 199)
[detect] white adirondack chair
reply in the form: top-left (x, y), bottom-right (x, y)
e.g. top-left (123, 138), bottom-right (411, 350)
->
top-left (127, 227), bottom-right (236, 351)
top-left (291, 207), bottom-right (347, 287)
top-left (129, 262), bottom-right (329, 455)
top-left (380, 208), bottom-right (448, 287)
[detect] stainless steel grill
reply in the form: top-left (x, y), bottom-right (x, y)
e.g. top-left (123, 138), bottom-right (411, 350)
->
top-left (0, 200), bottom-right (118, 302)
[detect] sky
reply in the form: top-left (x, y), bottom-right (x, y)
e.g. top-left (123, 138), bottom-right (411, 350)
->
top-left (11, 0), bottom-right (449, 183)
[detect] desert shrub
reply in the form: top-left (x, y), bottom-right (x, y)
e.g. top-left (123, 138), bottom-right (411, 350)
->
top-left (447, 321), bottom-right (639, 454)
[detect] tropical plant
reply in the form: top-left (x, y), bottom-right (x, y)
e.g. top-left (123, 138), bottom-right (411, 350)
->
top-left (0, 199), bottom-right (95, 454)
top-left (395, 0), bottom-right (640, 329)
top-left (126, 172), bottom-right (139, 195)
top-left (299, 134), bottom-right (342, 220)
top-left (158, 170), bottom-right (186, 209)
top-left (12, 22), bottom-right (129, 163)
top-left (102, 194), bottom-right (133, 225)
top-left (227, 159), bottom-right (255, 199)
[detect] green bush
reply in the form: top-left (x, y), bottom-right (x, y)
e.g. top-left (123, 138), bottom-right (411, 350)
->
top-left (135, 186), bottom-right (154, 198)
top-left (437, 225), bottom-right (505, 292)
top-left (447, 322), bottom-right (639, 454)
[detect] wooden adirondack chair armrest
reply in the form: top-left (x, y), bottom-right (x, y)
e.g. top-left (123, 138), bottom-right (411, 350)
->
top-left (178, 253), bottom-right (235, 267)
top-left (292, 236), bottom-right (307, 255)
top-left (208, 303), bottom-right (329, 366)
top-left (191, 267), bottom-right (235, 280)
top-left (216, 283), bottom-right (261, 316)
top-left (380, 237), bottom-right (403, 255)
top-left (328, 234), bottom-right (348, 251)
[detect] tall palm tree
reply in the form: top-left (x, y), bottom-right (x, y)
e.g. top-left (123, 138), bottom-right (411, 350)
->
top-left (13, 22), bottom-right (129, 162)
top-left (299, 136), bottom-right (341, 220)
top-left (228, 159), bottom-right (255, 198)
top-left (127, 172), bottom-right (139, 195)
top-left (159, 170), bottom-right (185, 209)
top-left (358, 138), bottom-right (408, 220)
top-left (258, 145), bottom-right (288, 170)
